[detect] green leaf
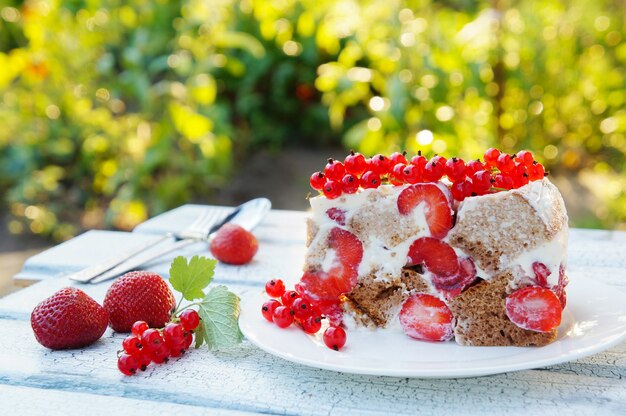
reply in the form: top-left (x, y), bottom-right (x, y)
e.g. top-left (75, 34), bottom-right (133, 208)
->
top-left (195, 285), bottom-right (243, 351)
top-left (169, 255), bottom-right (216, 301)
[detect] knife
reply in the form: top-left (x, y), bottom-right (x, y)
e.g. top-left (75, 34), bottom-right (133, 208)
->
top-left (76, 198), bottom-right (271, 284)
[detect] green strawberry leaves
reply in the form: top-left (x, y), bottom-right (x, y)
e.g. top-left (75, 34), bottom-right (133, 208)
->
top-left (169, 255), bottom-right (242, 350)
top-left (169, 256), bottom-right (216, 301)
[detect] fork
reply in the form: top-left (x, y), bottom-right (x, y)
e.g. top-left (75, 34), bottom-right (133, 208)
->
top-left (69, 208), bottom-right (226, 283)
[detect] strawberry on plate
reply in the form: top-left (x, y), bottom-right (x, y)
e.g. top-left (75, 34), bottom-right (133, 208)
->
top-left (103, 271), bottom-right (176, 332)
top-left (399, 293), bottom-right (454, 342)
top-left (505, 286), bottom-right (562, 332)
top-left (296, 227), bottom-right (363, 324)
top-left (397, 183), bottom-right (453, 239)
top-left (31, 287), bottom-right (108, 350)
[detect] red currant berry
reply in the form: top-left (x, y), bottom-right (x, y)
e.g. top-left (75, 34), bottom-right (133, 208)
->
top-left (471, 170), bottom-right (493, 194)
top-left (370, 154), bottom-right (392, 175)
top-left (516, 150), bottom-right (535, 166)
top-left (273, 305), bottom-right (295, 328)
top-left (430, 155), bottom-right (447, 167)
top-left (281, 290), bottom-right (300, 308)
top-left (323, 326), bottom-right (347, 351)
top-left (528, 161), bottom-right (545, 181)
top-left (493, 173), bottom-right (514, 190)
top-left (179, 309), bottom-right (201, 331)
top-left (150, 342), bottom-right (170, 364)
top-left (122, 335), bottom-right (143, 356)
top-left (410, 151), bottom-right (427, 173)
top-left (390, 163), bottom-right (407, 186)
top-left (169, 344), bottom-right (185, 358)
top-left (324, 159), bottom-right (345, 181)
top-left (360, 171), bottom-right (381, 189)
top-left (466, 159), bottom-right (485, 175)
top-left (301, 315), bottom-right (322, 334)
top-left (261, 299), bottom-right (281, 322)
top-left (451, 179), bottom-right (473, 201)
top-left (422, 160), bottom-right (444, 181)
top-left (183, 331), bottom-right (193, 349)
top-left (140, 328), bottom-right (163, 352)
top-left (265, 279), bottom-right (286, 298)
top-left (131, 321), bottom-right (149, 337)
top-left (322, 180), bottom-right (342, 199)
top-left (309, 171), bottom-right (326, 190)
top-left (484, 148), bottom-right (501, 167)
top-left (389, 151), bottom-right (408, 165)
top-left (341, 174), bottom-right (360, 194)
top-left (444, 157), bottom-right (466, 182)
top-left (402, 164), bottom-right (421, 184)
top-left (344, 151), bottom-right (367, 175)
top-left (118, 353), bottom-right (140, 376)
top-left (291, 297), bottom-right (313, 320)
top-left (163, 322), bottom-right (185, 348)
top-left (496, 153), bottom-right (515, 173)
top-left (510, 162), bottom-right (529, 188)
top-left (137, 349), bottom-right (152, 371)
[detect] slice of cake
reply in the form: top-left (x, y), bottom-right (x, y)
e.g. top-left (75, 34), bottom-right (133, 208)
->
top-left (296, 149), bottom-right (568, 347)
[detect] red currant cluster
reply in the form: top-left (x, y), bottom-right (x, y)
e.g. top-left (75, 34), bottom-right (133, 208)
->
top-left (117, 309), bottom-right (200, 376)
top-left (262, 279), bottom-right (347, 351)
top-left (309, 148), bottom-right (547, 202)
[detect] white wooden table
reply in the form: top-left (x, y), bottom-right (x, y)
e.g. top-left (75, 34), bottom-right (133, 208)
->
top-left (1, 205), bottom-right (625, 415)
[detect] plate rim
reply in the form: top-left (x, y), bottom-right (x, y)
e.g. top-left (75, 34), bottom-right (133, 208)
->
top-left (240, 273), bottom-right (626, 378)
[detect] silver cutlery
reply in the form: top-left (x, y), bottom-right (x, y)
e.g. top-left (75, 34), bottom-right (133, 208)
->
top-left (74, 198), bottom-right (271, 284)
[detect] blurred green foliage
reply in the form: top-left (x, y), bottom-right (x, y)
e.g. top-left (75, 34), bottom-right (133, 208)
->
top-left (1, 0), bottom-right (625, 239)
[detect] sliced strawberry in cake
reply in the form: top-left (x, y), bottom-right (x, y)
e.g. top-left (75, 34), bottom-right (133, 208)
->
top-left (296, 227), bottom-right (363, 324)
top-left (397, 184), bottom-right (453, 239)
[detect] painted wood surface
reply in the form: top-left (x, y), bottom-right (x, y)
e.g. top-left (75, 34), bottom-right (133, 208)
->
top-left (1, 205), bottom-right (625, 415)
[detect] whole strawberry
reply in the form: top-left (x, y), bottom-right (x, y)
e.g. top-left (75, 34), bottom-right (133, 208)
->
top-left (31, 287), bottom-right (108, 350)
top-left (103, 271), bottom-right (176, 332)
top-left (210, 223), bottom-right (259, 265)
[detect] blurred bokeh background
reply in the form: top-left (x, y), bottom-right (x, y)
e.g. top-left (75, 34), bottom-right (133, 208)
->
top-left (1, 0), bottom-right (625, 246)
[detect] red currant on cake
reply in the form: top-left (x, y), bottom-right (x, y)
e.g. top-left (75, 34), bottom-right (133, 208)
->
top-left (360, 171), bottom-right (381, 189)
top-left (265, 279), bottom-right (286, 298)
top-left (344, 151), bottom-right (367, 175)
top-left (402, 164), bottom-right (420, 184)
top-left (422, 158), bottom-right (445, 181)
top-left (310, 171), bottom-right (326, 190)
top-left (323, 326), bottom-right (347, 351)
top-left (516, 150), bottom-right (535, 166)
top-left (471, 170), bottom-right (492, 195)
top-left (370, 154), bottom-right (392, 175)
top-left (444, 157), bottom-right (466, 182)
top-left (528, 161), bottom-right (545, 181)
top-left (496, 153), bottom-right (516, 173)
top-left (324, 159), bottom-right (345, 181)
top-left (322, 180), bottom-right (342, 199)
top-left (341, 174), bottom-right (360, 194)
top-left (389, 151), bottom-right (408, 165)
top-left (483, 147), bottom-right (501, 167)
top-left (466, 159), bottom-right (485, 175)
top-left (390, 163), bottom-right (407, 186)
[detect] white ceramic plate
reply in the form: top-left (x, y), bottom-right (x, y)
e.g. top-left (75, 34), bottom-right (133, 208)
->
top-left (240, 272), bottom-right (626, 378)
